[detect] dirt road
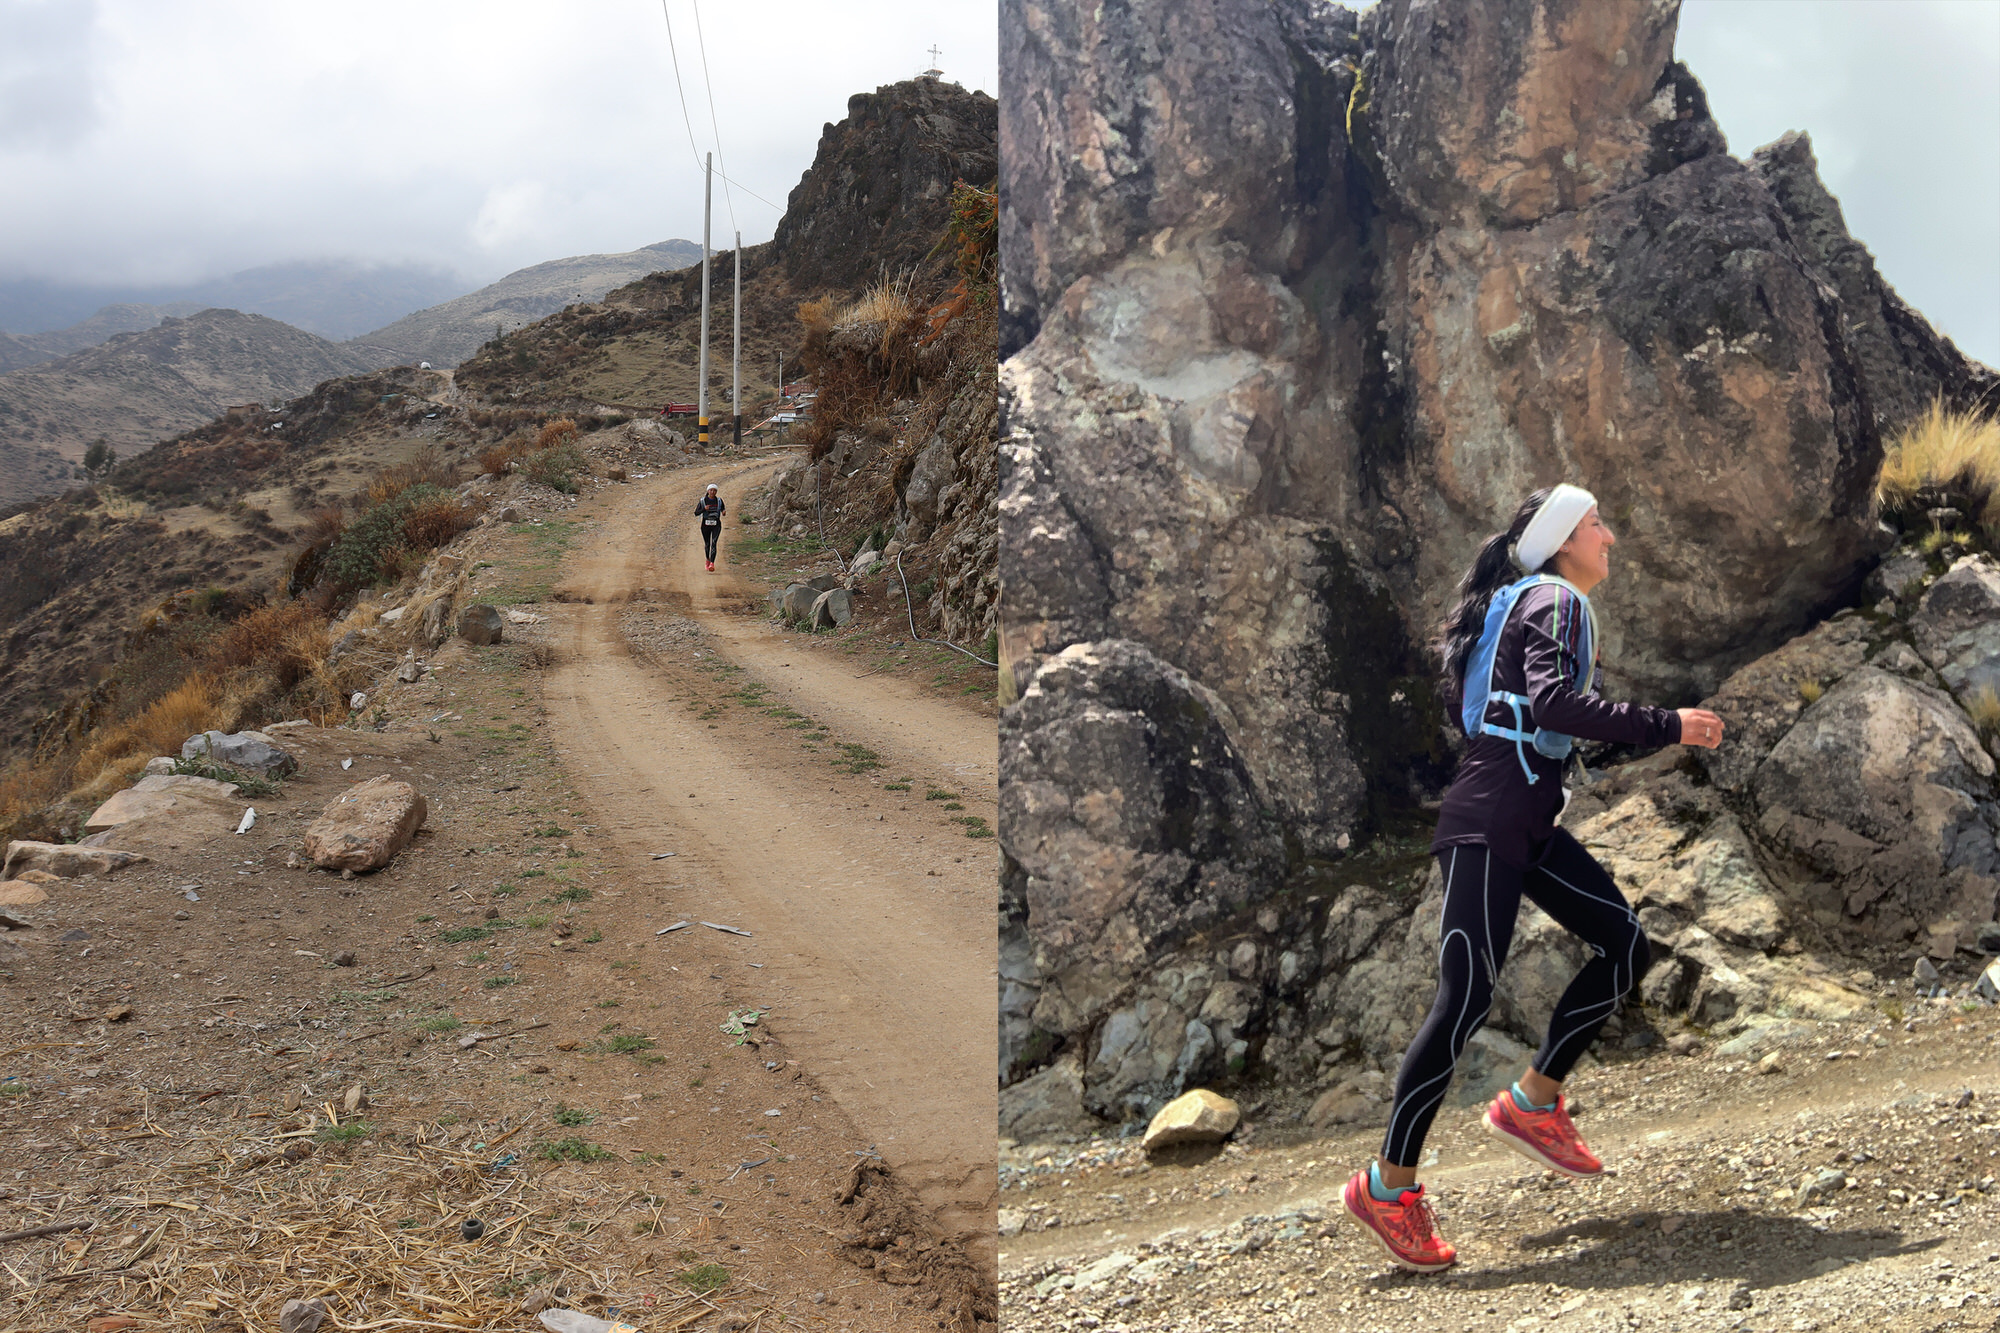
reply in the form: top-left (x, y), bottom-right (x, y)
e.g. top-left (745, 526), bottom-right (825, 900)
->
top-left (1000, 1006), bottom-right (2000, 1331)
top-left (539, 454), bottom-right (998, 1251)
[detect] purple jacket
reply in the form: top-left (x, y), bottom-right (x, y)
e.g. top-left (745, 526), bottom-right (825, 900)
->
top-left (1433, 582), bottom-right (1681, 869)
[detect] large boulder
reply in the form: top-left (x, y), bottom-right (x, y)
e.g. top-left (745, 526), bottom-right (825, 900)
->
top-left (998, 1053), bottom-right (1092, 1142)
top-left (457, 605), bottom-right (504, 645)
top-left (1001, 641), bottom-right (1285, 1051)
top-left (1142, 1088), bottom-right (1240, 1152)
top-left (181, 730), bottom-right (297, 778)
top-left (779, 584), bottom-right (818, 622)
top-left (302, 776), bottom-right (427, 873)
top-left (902, 434), bottom-right (959, 540)
top-left (1368, 0), bottom-right (1694, 228)
top-left (1750, 666), bottom-right (2000, 938)
top-left (85, 774), bottom-right (245, 835)
top-left (3, 841), bottom-right (146, 879)
top-left (809, 588), bottom-right (854, 629)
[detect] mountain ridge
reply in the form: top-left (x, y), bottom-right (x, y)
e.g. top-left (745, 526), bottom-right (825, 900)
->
top-left (347, 239), bottom-right (705, 368)
top-left (0, 308), bottom-right (384, 502)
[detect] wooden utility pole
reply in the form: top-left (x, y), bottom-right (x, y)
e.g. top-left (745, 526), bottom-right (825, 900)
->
top-left (732, 228), bottom-right (742, 448)
top-left (698, 152), bottom-right (712, 449)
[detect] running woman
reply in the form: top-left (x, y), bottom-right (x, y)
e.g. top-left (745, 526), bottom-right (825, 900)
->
top-left (1342, 484), bottom-right (1726, 1273)
top-left (695, 484), bottom-right (725, 571)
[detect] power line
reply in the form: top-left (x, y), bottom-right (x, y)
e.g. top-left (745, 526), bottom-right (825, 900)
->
top-left (657, 0), bottom-right (704, 169)
top-left (689, 0), bottom-right (738, 236)
top-left (657, 0), bottom-right (781, 216)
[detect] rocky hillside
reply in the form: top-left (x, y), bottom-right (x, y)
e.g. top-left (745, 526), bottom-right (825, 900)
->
top-left (348, 240), bottom-right (704, 368)
top-left (0, 301), bottom-right (206, 374)
top-left (0, 309), bottom-right (386, 488)
top-left (998, 0), bottom-right (2000, 1139)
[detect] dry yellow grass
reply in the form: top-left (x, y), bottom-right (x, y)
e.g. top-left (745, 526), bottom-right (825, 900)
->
top-left (1877, 402), bottom-right (2000, 530)
top-left (844, 279), bottom-right (917, 329)
top-left (1968, 685), bottom-right (2000, 744)
top-left (75, 674), bottom-right (224, 776)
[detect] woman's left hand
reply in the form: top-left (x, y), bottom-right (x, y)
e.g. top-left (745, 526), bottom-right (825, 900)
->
top-left (1677, 708), bottom-right (1725, 749)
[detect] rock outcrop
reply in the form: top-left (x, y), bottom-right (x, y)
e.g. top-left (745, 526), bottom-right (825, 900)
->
top-left (998, 0), bottom-right (1996, 1137)
top-left (774, 79), bottom-right (997, 295)
top-left (181, 730), bottom-right (297, 778)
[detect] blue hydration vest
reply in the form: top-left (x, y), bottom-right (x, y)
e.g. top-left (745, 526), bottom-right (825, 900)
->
top-left (1460, 574), bottom-right (1598, 785)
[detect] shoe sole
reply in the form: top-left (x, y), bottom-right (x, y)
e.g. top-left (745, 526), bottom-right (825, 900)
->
top-left (1483, 1105), bottom-right (1601, 1180)
top-left (1341, 1179), bottom-right (1455, 1273)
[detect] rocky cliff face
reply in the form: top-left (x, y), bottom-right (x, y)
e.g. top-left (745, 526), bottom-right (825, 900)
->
top-left (775, 79), bottom-right (998, 295)
top-left (998, 0), bottom-right (1997, 1136)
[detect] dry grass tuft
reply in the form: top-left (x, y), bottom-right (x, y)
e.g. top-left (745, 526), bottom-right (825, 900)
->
top-left (843, 280), bottom-right (918, 331)
top-left (364, 447), bottom-right (460, 507)
top-left (401, 493), bottom-right (477, 550)
top-left (206, 602), bottom-right (325, 689)
top-left (478, 437), bottom-right (528, 476)
top-left (1878, 402), bottom-right (2000, 534)
top-left (1968, 686), bottom-right (2000, 747)
top-left (75, 673), bottom-right (224, 775)
top-left (535, 417), bottom-right (579, 451)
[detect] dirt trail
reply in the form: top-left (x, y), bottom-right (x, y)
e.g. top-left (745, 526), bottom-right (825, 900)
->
top-left (667, 453), bottom-right (995, 800)
top-left (539, 455), bottom-right (998, 1252)
top-left (1000, 1008), bottom-right (2000, 1331)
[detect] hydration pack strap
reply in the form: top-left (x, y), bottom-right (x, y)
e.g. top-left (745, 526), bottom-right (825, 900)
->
top-left (1479, 691), bottom-right (1541, 785)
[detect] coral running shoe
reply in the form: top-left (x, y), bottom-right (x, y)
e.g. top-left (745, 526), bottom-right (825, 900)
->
top-left (1484, 1088), bottom-right (1602, 1178)
top-left (706, 560), bottom-right (715, 571)
top-left (1342, 1170), bottom-right (1457, 1273)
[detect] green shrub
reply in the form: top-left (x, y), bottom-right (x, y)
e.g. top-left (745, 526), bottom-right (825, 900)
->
top-left (324, 483), bottom-right (452, 592)
top-left (522, 442), bottom-right (586, 494)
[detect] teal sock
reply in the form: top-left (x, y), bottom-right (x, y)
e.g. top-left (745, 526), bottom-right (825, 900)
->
top-left (1510, 1080), bottom-right (1557, 1113)
top-left (1368, 1162), bottom-right (1410, 1203)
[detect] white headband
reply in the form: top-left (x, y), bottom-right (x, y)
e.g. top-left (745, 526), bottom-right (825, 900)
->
top-left (1511, 484), bottom-right (1597, 573)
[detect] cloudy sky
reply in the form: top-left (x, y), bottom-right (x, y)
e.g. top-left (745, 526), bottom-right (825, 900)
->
top-left (0, 0), bottom-right (996, 290)
top-left (0, 2), bottom-right (1991, 366)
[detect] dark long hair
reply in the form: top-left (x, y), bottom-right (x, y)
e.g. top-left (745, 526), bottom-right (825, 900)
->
top-left (1436, 488), bottom-right (1554, 710)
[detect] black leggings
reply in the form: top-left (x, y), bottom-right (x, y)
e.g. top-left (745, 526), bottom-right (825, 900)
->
top-left (1380, 829), bottom-right (1648, 1168)
top-left (702, 522), bottom-right (720, 561)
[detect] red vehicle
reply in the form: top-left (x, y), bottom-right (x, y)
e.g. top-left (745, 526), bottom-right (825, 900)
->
top-left (659, 402), bottom-right (698, 416)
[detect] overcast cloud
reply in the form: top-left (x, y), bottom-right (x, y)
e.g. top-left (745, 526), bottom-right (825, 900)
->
top-left (0, 0), bottom-right (996, 292)
top-left (1678, 0), bottom-right (2000, 368)
top-left (1, 2), bottom-right (1989, 367)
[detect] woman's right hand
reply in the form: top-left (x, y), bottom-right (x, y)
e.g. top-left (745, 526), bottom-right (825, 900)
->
top-left (1677, 708), bottom-right (1725, 749)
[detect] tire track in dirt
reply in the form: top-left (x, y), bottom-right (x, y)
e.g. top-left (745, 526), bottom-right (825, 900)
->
top-left (538, 455), bottom-right (997, 1259)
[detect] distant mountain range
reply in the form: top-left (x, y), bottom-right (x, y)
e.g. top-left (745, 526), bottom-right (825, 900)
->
top-left (0, 240), bottom-right (710, 505)
top-left (0, 309), bottom-right (384, 506)
top-left (347, 239), bottom-right (705, 367)
top-left (0, 261), bottom-right (469, 343)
